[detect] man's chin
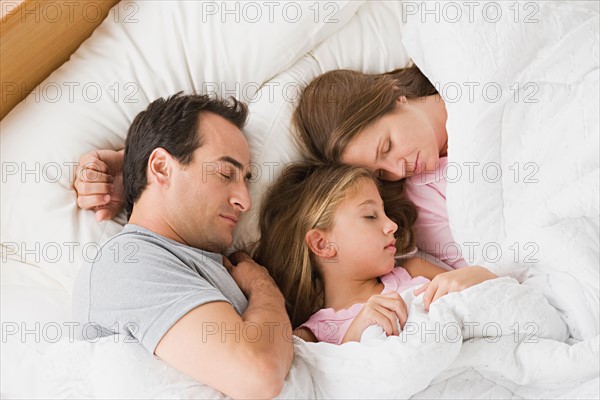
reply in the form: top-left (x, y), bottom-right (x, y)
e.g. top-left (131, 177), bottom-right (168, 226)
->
top-left (196, 236), bottom-right (232, 254)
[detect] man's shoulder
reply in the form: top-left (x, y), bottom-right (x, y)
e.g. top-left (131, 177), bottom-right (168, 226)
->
top-left (91, 224), bottom-right (218, 269)
top-left (82, 228), bottom-right (153, 275)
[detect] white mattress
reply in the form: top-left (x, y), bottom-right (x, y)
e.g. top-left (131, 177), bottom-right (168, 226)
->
top-left (1, 1), bottom-right (598, 398)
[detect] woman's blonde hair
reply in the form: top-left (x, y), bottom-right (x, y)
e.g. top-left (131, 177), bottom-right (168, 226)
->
top-left (253, 162), bottom-right (417, 328)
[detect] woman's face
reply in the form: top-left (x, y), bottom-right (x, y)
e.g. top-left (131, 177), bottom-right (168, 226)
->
top-left (341, 97), bottom-right (442, 181)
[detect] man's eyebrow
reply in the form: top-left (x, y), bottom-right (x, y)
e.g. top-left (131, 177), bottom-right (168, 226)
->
top-left (217, 156), bottom-right (252, 180)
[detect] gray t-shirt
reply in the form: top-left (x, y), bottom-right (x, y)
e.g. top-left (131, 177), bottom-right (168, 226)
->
top-left (72, 224), bottom-right (248, 353)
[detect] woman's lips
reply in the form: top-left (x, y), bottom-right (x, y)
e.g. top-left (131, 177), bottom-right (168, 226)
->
top-left (413, 152), bottom-right (421, 174)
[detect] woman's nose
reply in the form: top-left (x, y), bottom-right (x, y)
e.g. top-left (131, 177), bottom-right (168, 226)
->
top-left (382, 158), bottom-right (407, 181)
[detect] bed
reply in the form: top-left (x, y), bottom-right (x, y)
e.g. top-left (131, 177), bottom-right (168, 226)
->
top-left (1, 1), bottom-right (599, 398)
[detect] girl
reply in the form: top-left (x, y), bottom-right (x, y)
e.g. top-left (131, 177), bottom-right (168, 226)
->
top-left (292, 64), bottom-right (466, 269)
top-left (253, 162), bottom-right (496, 344)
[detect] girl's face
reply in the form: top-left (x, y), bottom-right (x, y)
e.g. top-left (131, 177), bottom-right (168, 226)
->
top-left (322, 179), bottom-right (398, 279)
top-left (341, 97), bottom-right (441, 181)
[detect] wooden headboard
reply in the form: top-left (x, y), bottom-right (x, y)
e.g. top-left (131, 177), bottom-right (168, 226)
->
top-left (0, 0), bottom-right (119, 120)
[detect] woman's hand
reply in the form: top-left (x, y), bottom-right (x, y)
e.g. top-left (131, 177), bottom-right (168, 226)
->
top-left (341, 292), bottom-right (408, 343)
top-left (73, 149), bottom-right (125, 221)
top-left (413, 266), bottom-right (497, 310)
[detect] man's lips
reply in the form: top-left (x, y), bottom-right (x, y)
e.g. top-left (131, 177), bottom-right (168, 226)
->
top-left (220, 214), bottom-right (238, 225)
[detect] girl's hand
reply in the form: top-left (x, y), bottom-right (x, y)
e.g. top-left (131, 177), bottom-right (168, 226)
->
top-left (413, 266), bottom-right (497, 310)
top-left (341, 292), bottom-right (408, 344)
top-left (73, 149), bottom-right (125, 221)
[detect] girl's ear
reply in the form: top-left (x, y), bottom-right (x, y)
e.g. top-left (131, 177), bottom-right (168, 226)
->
top-left (396, 95), bottom-right (408, 104)
top-left (305, 229), bottom-right (338, 261)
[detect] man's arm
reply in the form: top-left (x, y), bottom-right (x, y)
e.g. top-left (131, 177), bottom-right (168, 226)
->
top-left (155, 253), bottom-right (293, 399)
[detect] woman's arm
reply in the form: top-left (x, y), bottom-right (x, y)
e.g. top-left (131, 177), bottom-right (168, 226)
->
top-left (402, 256), bottom-right (448, 280)
top-left (402, 256), bottom-right (498, 311)
top-left (74, 149), bottom-right (125, 221)
top-left (293, 327), bottom-right (317, 342)
top-left (413, 266), bottom-right (498, 310)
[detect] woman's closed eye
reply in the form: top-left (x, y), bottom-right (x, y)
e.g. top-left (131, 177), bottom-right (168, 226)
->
top-left (383, 139), bottom-right (392, 154)
top-left (365, 215), bottom-right (377, 220)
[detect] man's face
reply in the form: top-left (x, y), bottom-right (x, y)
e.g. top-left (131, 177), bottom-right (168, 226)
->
top-left (167, 112), bottom-right (252, 253)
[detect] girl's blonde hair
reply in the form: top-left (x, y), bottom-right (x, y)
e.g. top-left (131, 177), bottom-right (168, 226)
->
top-left (253, 163), bottom-right (417, 328)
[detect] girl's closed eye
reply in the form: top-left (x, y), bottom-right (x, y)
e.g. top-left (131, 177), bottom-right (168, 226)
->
top-left (365, 215), bottom-right (377, 220)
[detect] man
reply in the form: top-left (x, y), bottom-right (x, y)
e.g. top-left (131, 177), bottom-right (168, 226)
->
top-left (72, 93), bottom-right (293, 399)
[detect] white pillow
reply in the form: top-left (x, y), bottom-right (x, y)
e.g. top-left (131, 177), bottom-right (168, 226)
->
top-left (0, 0), bottom-right (363, 292)
top-left (233, 0), bottom-right (412, 250)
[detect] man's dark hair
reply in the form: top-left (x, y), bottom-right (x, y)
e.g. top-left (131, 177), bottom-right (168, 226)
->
top-left (123, 92), bottom-right (248, 219)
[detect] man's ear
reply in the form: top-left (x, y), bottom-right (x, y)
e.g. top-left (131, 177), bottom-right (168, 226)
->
top-left (147, 147), bottom-right (173, 187)
top-left (305, 229), bottom-right (338, 261)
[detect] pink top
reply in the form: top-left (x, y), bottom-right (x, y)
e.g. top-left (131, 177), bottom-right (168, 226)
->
top-left (299, 267), bottom-right (429, 344)
top-left (405, 157), bottom-right (468, 269)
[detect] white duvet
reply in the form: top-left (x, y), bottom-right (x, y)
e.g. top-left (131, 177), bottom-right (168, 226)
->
top-left (2, 1), bottom-right (599, 398)
top-left (26, 278), bottom-right (597, 399)
top-left (402, 0), bottom-right (600, 343)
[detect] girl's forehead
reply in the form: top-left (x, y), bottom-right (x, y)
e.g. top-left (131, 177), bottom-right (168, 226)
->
top-left (340, 178), bottom-right (382, 207)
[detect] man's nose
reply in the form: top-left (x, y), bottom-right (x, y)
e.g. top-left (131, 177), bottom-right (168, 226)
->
top-left (231, 182), bottom-right (251, 212)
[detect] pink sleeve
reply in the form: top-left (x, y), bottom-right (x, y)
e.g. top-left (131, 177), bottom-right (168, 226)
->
top-left (299, 307), bottom-right (361, 344)
top-left (299, 313), bottom-right (348, 345)
top-left (404, 170), bottom-right (468, 269)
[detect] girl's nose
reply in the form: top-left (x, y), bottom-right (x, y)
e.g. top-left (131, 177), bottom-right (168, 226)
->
top-left (384, 216), bottom-right (398, 235)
